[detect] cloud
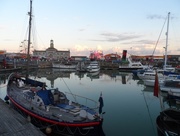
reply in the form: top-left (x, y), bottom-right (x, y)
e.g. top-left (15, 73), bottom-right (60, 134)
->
top-left (0, 25), bottom-right (7, 30)
top-left (90, 32), bottom-right (142, 42)
top-left (147, 13), bottom-right (176, 20)
top-left (122, 39), bottom-right (156, 45)
top-left (3, 39), bottom-right (14, 41)
top-left (78, 28), bottom-right (85, 32)
top-left (71, 44), bottom-right (108, 56)
top-left (71, 45), bottom-right (90, 56)
top-left (147, 14), bottom-right (165, 20)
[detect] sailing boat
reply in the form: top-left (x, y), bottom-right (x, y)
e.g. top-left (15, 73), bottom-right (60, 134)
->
top-left (163, 12), bottom-right (178, 76)
top-left (6, 1), bottom-right (104, 135)
top-left (154, 13), bottom-right (180, 136)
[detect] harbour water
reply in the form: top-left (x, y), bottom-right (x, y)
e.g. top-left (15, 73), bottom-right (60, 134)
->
top-left (0, 69), bottom-right (166, 136)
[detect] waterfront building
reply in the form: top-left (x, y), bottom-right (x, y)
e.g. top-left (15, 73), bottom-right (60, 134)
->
top-left (70, 56), bottom-right (88, 61)
top-left (89, 50), bottom-right (104, 60)
top-left (33, 40), bottom-right (70, 60)
top-left (0, 50), bottom-right (6, 55)
top-left (104, 53), bottom-right (121, 61)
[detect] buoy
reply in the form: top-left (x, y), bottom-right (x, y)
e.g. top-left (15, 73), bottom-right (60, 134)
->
top-left (46, 127), bottom-right (52, 134)
top-left (27, 115), bottom-right (31, 122)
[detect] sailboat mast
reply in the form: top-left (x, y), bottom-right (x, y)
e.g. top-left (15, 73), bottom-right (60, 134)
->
top-left (26, 0), bottom-right (32, 78)
top-left (164, 12), bottom-right (170, 70)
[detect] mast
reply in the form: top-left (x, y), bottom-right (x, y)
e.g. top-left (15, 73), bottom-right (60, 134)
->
top-left (164, 12), bottom-right (170, 70)
top-left (26, 0), bottom-right (32, 78)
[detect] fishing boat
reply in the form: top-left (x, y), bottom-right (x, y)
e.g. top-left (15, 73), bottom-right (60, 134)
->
top-left (6, 1), bottom-right (104, 135)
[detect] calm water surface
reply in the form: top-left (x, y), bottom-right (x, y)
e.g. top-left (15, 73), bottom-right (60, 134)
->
top-left (0, 69), bottom-right (164, 136)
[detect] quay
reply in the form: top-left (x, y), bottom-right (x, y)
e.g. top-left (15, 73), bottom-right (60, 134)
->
top-left (0, 99), bottom-right (45, 136)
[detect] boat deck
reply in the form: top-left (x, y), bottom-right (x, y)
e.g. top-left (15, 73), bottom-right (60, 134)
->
top-left (8, 82), bottom-right (99, 124)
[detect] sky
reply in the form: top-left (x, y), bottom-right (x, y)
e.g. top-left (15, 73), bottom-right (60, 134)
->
top-left (0, 0), bottom-right (180, 57)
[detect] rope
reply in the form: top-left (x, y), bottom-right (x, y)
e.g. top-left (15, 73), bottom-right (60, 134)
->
top-left (151, 14), bottom-right (168, 57)
top-left (61, 78), bottom-right (77, 102)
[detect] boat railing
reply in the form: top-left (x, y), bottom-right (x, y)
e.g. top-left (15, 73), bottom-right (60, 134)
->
top-left (64, 92), bottom-right (99, 110)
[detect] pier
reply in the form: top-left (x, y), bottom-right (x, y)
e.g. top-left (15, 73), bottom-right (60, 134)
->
top-left (0, 99), bottom-right (45, 136)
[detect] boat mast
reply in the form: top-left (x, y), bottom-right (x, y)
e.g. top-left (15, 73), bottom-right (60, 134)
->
top-left (26, 0), bottom-right (32, 78)
top-left (164, 12), bottom-right (170, 70)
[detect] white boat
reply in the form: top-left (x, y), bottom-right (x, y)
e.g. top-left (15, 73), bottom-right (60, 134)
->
top-left (168, 91), bottom-right (180, 101)
top-left (143, 74), bottom-right (179, 87)
top-left (119, 57), bottom-right (150, 72)
top-left (86, 61), bottom-right (100, 73)
top-left (160, 78), bottom-right (180, 93)
top-left (143, 79), bottom-right (164, 87)
top-left (137, 70), bottom-right (164, 80)
top-left (52, 61), bottom-right (77, 69)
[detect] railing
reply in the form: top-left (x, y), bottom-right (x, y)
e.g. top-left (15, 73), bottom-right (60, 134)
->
top-left (64, 92), bottom-right (99, 110)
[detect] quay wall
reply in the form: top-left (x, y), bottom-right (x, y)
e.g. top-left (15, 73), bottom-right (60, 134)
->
top-left (0, 60), bottom-right (180, 70)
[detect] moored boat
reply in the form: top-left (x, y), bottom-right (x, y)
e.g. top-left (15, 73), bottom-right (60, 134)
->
top-left (119, 57), bottom-right (149, 72)
top-left (160, 77), bottom-right (180, 93)
top-left (137, 70), bottom-right (164, 80)
top-left (6, 73), bottom-right (104, 135)
top-left (86, 61), bottom-right (100, 73)
top-left (52, 61), bottom-right (77, 69)
top-left (143, 74), bottom-right (179, 87)
top-left (6, 1), bottom-right (104, 135)
top-left (156, 108), bottom-right (180, 136)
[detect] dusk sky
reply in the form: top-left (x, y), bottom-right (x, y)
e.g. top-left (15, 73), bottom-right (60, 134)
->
top-left (0, 0), bottom-right (180, 56)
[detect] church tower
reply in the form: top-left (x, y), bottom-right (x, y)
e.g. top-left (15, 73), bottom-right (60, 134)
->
top-left (50, 39), bottom-right (54, 48)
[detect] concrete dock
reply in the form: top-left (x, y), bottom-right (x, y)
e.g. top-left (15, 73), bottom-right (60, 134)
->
top-left (0, 99), bottom-right (45, 136)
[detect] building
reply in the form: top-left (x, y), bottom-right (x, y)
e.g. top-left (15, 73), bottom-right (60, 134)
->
top-left (89, 51), bottom-right (104, 60)
top-left (70, 56), bottom-right (88, 61)
top-left (0, 50), bottom-right (6, 55)
top-left (104, 53), bottom-right (121, 61)
top-left (33, 40), bottom-right (70, 60)
top-left (131, 55), bottom-right (164, 61)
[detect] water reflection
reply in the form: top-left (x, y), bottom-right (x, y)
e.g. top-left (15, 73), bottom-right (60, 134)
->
top-left (87, 71), bottom-right (100, 81)
top-left (0, 69), bottom-right (135, 85)
top-left (2, 69), bottom-right (177, 135)
top-left (101, 70), bottom-right (133, 84)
